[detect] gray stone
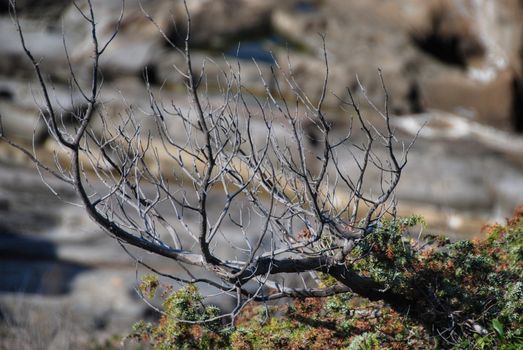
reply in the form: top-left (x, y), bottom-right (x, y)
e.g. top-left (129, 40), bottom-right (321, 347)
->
top-left (60, 0), bottom-right (171, 77)
top-left (0, 18), bottom-right (71, 81)
top-left (171, 0), bottom-right (284, 49)
top-left (494, 173), bottom-right (523, 218)
top-left (272, 0), bottom-right (523, 129)
top-left (148, 49), bottom-right (274, 94)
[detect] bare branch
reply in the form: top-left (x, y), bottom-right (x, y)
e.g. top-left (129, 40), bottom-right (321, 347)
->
top-left (5, 0), bottom-right (418, 327)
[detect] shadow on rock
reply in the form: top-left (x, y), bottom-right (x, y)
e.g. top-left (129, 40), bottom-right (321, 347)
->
top-left (0, 228), bottom-right (91, 295)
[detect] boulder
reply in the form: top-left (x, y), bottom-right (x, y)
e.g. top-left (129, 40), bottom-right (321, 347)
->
top-left (147, 48), bottom-right (274, 94)
top-left (494, 173), bottom-right (523, 219)
top-left (417, 64), bottom-right (516, 130)
top-left (272, 0), bottom-right (424, 115)
top-left (0, 0), bottom-right (70, 18)
top-left (0, 269), bottom-right (146, 349)
top-left (0, 78), bottom-right (86, 144)
top-left (396, 146), bottom-right (494, 211)
top-left (169, 0), bottom-right (285, 49)
top-left (0, 102), bottom-right (48, 144)
top-left (271, 0), bottom-right (523, 130)
top-left (0, 18), bottom-right (70, 80)
top-left (62, 0), bottom-right (172, 77)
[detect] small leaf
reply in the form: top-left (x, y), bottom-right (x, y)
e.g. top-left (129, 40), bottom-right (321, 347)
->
top-left (492, 319), bottom-right (504, 337)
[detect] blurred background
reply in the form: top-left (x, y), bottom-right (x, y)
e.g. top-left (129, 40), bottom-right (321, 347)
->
top-left (1, 0), bottom-right (523, 348)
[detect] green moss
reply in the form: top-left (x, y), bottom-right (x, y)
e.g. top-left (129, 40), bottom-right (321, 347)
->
top-left (139, 274), bottom-right (159, 300)
top-left (347, 332), bottom-right (379, 350)
top-left (127, 215), bottom-right (523, 349)
top-left (127, 284), bottom-right (228, 349)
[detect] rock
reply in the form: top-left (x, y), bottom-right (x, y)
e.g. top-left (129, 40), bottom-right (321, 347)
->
top-left (271, 6), bottom-right (326, 51)
top-left (0, 78), bottom-right (84, 110)
top-left (68, 269), bottom-right (145, 330)
top-left (147, 48), bottom-right (274, 94)
top-left (393, 111), bottom-right (523, 156)
top-left (0, 258), bottom-right (90, 295)
top-left (0, 269), bottom-right (146, 349)
top-left (328, 109), bottom-right (523, 232)
top-left (409, 0), bottom-right (485, 68)
top-left (169, 0), bottom-right (285, 49)
top-left (272, 0), bottom-right (422, 115)
top-left (0, 78), bottom-right (86, 144)
top-left (0, 295), bottom-right (95, 349)
top-left (271, 0), bottom-right (523, 130)
top-left (0, 18), bottom-right (70, 80)
top-left (0, 196), bottom-right (8, 211)
top-left (0, 101), bottom-right (48, 144)
top-left (272, 51), bottom-right (348, 108)
top-left (4, 0), bottom-right (523, 132)
top-left (397, 148), bottom-right (494, 211)
top-left (0, 164), bottom-right (73, 234)
top-left (0, 232), bottom-right (59, 261)
top-left (0, 0), bottom-right (70, 18)
top-left (14, 0), bottom-right (295, 80)
top-left (494, 172), bottom-right (523, 219)
top-left (417, 65), bottom-right (516, 130)
top-left (62, 0), bottom-right (172, 77)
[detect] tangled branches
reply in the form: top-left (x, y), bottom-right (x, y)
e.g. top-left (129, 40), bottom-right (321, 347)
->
top-left (3, 0), bottom-right (419, 327)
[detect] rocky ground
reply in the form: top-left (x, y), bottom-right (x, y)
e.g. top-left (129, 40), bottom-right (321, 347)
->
top-left (1, 0), bottom-right (523, 348)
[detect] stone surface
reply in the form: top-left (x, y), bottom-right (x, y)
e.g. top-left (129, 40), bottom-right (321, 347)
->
top-left (417, 63), bottom-right (515, 130)
top-left (494, 172), bottom-right (523, 219)
top-left (148, 48), bottom-right (275, 94)
top-left (0, 17), bottom-right (70, 80)
top-left (0, 78), bottom-right (87, 144)
top-left (61, 0), bottom-right (171, 77)
top-left (1, 1), bottom-right (523, 347)
top-left (272, 0), bottom-right (523, 130)
top-left (170, 0), bottom-right (286, 49)
top-left (0, 269), bottom-right (145, 349)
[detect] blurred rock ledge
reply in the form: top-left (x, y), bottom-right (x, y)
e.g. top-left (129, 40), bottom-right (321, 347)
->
top-left (2, 0), bottom-right (523, 132)
top-left (0, 131), bottom-right (519, 240)
top-left (0, 160), bottom-right (231, 347)
top-left (271, 0), bottom-right (523, 132)
top-left (1, 1), bottom-right (523, 347)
